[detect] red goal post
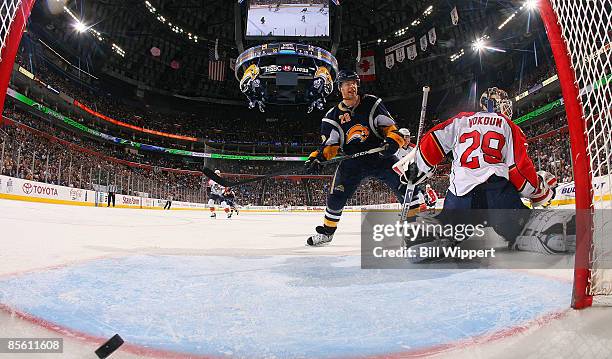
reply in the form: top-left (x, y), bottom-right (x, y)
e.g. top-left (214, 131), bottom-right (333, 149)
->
top-left (539, 0), bottom-right (612, 308)
top-left (0, 0), bottom-right (36, 117)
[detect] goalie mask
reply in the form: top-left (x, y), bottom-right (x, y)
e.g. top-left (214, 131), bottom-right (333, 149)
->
top-left (480, 87), bottom-right (513, 119)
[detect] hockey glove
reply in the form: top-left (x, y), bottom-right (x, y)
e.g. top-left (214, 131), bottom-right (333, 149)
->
top-left (304, 156), bottom-right (323, 174)
top-left (529, 171), bottom-right (557, 208)
top-left (380, 137), bottom-right (400, 157)
top-left (401, 162), bottom-right (421, 184)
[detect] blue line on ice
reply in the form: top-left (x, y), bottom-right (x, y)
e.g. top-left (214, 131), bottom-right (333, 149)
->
top-left (0, 255), bottom-right (571, 358)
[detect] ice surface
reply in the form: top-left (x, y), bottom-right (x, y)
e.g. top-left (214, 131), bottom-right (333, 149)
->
top-left (0, 199), bottom-right (608, 359)
top-left (0, 255), bottom-right (572, 358)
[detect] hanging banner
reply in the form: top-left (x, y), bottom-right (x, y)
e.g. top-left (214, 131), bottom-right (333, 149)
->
top-left (428, 27), bottom-right (437, 45)
top-left (384, 37), bottom-right (415, 54)
top-left (356, 50), bottom-right (376, 82)
top-left (385, 53), bottom-right (395, 69)
top-left (451, 6), bottom-right (459, 26)
top-left (395, 47), bottom-right (406, 63)
top-left (407, 44), bottom-right (417, 60)
top-left (420, 35), bottom-right (428, 52)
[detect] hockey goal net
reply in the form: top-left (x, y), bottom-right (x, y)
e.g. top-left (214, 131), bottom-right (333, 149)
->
top-left (539, 0), bottom-right (612, 308)
top-left (0, 0), bottom-right (35, 116)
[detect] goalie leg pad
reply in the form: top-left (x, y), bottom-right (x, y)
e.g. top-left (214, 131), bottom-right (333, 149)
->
top-left (513, 209), bottom-right (576, 254)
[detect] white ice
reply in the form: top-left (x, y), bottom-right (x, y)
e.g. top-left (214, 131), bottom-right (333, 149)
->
top-left (0, 199), bottom-right (611, 359)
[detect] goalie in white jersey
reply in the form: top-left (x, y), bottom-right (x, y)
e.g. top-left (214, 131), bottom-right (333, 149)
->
top-left (398, 88), bottom-right (558, 248)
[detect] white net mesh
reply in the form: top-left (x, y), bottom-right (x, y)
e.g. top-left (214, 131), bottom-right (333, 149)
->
top-left (549, 0), bottom-right (612, 304)
top-left (0, 0), bottom-right (22, 62)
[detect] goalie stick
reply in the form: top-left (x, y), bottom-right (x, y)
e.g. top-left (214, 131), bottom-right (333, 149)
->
top-left (203, 146), bottom-right (387, 188)
top-left (399, 86), bottom-right (430, 220)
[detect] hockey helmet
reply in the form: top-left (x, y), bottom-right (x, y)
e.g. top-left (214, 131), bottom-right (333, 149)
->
top-left (398, 128), bottom-right (411, 137)
top-left (480, 87), bottom-right (513, 119)
top-left (336, 70), bottom-right (361, 87)
top-left (214, 169), bottom-right (221, 175)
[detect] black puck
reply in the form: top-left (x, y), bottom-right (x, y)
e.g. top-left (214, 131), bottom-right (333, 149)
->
top-left (94, 334), bottom-right (124, 359)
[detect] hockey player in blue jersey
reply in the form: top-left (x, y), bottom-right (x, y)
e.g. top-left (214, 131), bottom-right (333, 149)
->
top-left (305, 70), bottom-right (408, 246)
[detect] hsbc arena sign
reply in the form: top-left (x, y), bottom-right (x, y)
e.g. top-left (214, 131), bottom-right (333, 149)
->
top-left (235, 43), bottom-right (338, 113)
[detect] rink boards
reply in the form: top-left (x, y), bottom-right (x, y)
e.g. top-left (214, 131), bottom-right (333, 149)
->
top-left (0, 174), bottom-right (610, 212)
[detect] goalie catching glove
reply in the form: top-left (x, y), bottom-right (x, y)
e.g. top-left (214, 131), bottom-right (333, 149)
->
top-left (528, 170), bottom-right (558, 208)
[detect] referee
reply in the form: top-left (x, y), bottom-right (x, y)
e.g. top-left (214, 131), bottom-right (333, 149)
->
top-left (164, 193), bottom-right (173, 210)
top-left (107, 183), bottom-right (116, 207)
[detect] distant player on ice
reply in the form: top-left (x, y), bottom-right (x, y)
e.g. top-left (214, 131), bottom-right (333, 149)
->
top-left (397, 87), bottom-right (563, 254)
top-left (304, 70), bottom-right (408, 246)
top-left (208, 170), bottom-right (231, 218)
top-left (301, 14), bottom-right (306, 22)
top-left (423, 184), bottom-right (438, 208)
top-left (261, 16), bottom-right (265, 25)
top-left (223, 187), bottom-right (240, 218)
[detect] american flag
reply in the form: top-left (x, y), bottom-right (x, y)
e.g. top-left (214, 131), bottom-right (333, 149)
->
top-left (208, 47), bottom-right (226, 81)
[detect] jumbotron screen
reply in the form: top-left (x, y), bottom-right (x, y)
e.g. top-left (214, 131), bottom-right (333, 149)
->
top-left (246, 0), bottom-right (329, 38)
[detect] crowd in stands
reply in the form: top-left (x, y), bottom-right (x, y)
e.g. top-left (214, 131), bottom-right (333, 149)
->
top-left (15, 48), bottom-right (322, 149)
top-left (509, 63), bottom-right (557, 98)
top-left (5, 43), bottom-right (604, 208)
top-left (261, 178), bottom-right (308, 206)
top-left (2, 97), bottom-right (586, 207)
top-left (0, 120), bottom-right (206, 203)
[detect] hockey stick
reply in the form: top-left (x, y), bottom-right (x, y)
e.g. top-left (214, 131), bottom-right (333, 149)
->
top-left (399, 86), bottom-right (430, 220)
top-left (203, 146), bottom-right (387, 188)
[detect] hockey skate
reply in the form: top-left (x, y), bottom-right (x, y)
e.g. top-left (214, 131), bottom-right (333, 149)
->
top-left (227, 212), bottom-right (232, 219)
top-left (210, 212), bottom-right (216, 218)
top-left (307, 226), bottom-right (334, 246)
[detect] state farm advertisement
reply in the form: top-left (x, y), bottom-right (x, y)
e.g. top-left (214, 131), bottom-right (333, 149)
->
top-left (116, 194), bottom-right (141, 207)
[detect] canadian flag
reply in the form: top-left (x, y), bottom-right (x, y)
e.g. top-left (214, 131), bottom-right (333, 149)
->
top-left (356, 50), bottom-right (376, 82)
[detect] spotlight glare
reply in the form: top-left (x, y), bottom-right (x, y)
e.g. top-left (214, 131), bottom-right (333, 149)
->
top-left (74, 21), bottom-right (87, 33)
top-left (473, 39), bottom-right (485, 51)
top-left (525, 0), bottom-right (538, 10)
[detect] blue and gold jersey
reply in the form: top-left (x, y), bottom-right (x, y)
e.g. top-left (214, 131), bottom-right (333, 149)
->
top-left (315, 94), bottom-right (403, 158)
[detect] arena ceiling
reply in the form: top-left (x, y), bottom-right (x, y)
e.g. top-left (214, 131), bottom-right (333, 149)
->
top-left (30, 0), bottom-right (541, 106)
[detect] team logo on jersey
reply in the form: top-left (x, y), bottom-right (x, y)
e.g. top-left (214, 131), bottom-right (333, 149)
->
top-left (346, 124), bottom-right (370, 144)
